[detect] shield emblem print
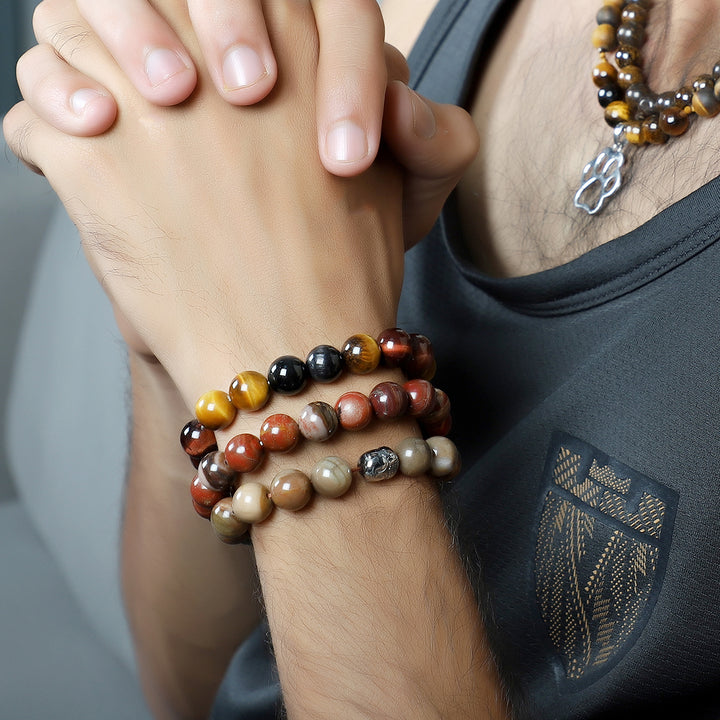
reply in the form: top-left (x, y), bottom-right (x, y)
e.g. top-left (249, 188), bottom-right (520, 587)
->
top-left (534, 432), bottom-right (678, 690)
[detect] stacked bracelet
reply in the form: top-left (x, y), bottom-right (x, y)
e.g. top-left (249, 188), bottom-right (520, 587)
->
top-left (196, 435), bottom-right (461, 545)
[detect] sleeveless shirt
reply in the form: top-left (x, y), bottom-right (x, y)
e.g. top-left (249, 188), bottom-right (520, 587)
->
top-left (213, 1), bottom-right (720, 717)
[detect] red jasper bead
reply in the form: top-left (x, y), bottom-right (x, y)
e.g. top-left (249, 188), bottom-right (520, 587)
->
top-left (180, 420), bottom-right (218, 462)
top-left (423, 388), bottom-right (451, 425)
top-left (259, 414), bottom-right (300, 453)
top-left (369, 381), bottom-right (409, 420)
top-left (377, 327), bottom-right (412, 368)
top-left (402, 334), bottom-right (436, 380)
top-left (403, 379), bottom-right (437, 417)
top-left (334, 391), bottom-right (374, 431)
top-left (225, 433), bottom-right (265, 473)
top-left (191, 475), bottom-right (226, 517)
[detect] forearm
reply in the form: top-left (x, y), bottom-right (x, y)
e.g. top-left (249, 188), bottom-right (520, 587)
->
top-left (123, 352), bottom-right (261, 719)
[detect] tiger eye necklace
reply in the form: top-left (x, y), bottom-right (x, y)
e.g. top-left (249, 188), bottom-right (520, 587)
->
top-left (574, 0), bottom-right (720, 215)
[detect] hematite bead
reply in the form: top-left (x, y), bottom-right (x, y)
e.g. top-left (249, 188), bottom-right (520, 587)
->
top-left (232, 482), bottom-right (273, 524)
top-left (396, 437), bottom-right (432, 477)
top-left (181, 419), bottom-right (218, 460)
top-left (191, 475), bottom-right (226, 518)
top-left (270, 469), bottom-right (313, 511)
top-left (225, 433), bottom-right (265, 473)
top-left (341, 334), bottom-right (381, 374)
top-left (426, 436), bottom-right (462, 479)
top-left (310, 456), bottom-right (353, 498)
top-left (598, 84), bottom-right (621, 108)
top-left (305, 345), bottom-right (344, 383)
top-left (198, 450), bottom-right (235, 492)
top-left (298, 401), bottom-right (339, 441)
top-left (358, 447), bottom-right (400, 482)
top-left (403, 379), bottom-right (437, 417)
top-left (259, 413), bottom-right (300, 452)
top-left (211, 498), bottom-right (249, 544)
top-left (369, 381), bottom-right (409, 420)
top-left (195, 390), bottom-right (236, 430)
top-left (335, 391), bottom-right (374, 431)
top-left (402, 333), bottom-right (436, 380)
top-left (267, 356), bottom-right (308, 395)
top-left (377, 327), bottom-right (412, 368)
top-left (229, 371), bottom-right (270, 412)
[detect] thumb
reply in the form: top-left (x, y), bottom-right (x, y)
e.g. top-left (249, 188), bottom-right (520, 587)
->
top-left (382, 81), bottom-right (479, 249)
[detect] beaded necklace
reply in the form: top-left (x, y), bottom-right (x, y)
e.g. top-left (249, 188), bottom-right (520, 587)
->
top-left (574, 0), bottom-right (720, 215)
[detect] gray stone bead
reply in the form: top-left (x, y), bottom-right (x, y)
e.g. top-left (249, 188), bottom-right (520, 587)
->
top-left (396, 437), bottom-right (432, 477)
top-left (358, 446), bottom-right (400, 482)
top-left (426, 436), bottom-right (461, 478)
top-left (311, 456), bottom-right (353, 498)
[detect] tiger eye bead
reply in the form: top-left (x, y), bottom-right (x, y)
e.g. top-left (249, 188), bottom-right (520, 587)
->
top-left (602, 0), bottom-right (625, 8)
top-left (615, 45), bottom-right (641, 68)
top-left (403, 379), bottom-right (437, 418)
top-left (693, 85), bottom-right (720, 117)
top-left (617, 65), bottom-right (643, 90)
top-left (592, 23), bottom-right (617, 51)
top-left (675, 86), bottom-right (693, 110)
top-left (305, 345), bottom-right (344, 383)
top-left (426, 437), bottom-right (462, 479)
top-left (334, 391), bottom-right (374, 431)
top-left (641, 116), bottom-right (667, 144)
top-left (593, 59), bottom-right (618, 88)
top-left (228, 371), bottom-right (270, 412)
top-left (310, 457), bottom-right (353, 498)
top-left (604, 100), bottom-right (631, 126)
top-left (225, 433), bottom-right (265, 473)
top-left (269, 470), bottom-right (313, 511)
top-left (596, 4), bottom-right (620, 26)
top-left (210, 498), bottom-right (249, 544)
top-left (621, 3), bottom-right (647, 24)
top-left (376, 327), bottom-right (413, 368)
top-left (624, 121), bottom-right (645, 145)
top-left (369, 381), bottom-right (409, 420)
top-left (713, 62), bottom-right (720, 81)
top-left (655, 91), bottom-right (678, 110)
top-left (198, 450), bottom-right (235, 492)
top-left (659, 106), bottom-right (690, 136)
top-left (195, 390), bottom-right (237, 430)
top-left (396, 437), bottom-right (432, 477)
top-left (191, 475), bottom-right (226, 518)
top-left (232, 483), bottom-right (273, 524)
top-left (259, 413), bottom-right (300, 452)
top-left (180, 420), bottom-right (217, 461)
top-left (402, 333), bottom-right (436, 380)
top-left (616, 21), bottom-right (644, 48)
top-left (298, 401), bottom-right (339, 442)
top-left (267, 356), bottom-right (308, 395)
top-left (693, 74), bottom-right (714, 92)
top-left (341, 334), bottom-right (381, 374)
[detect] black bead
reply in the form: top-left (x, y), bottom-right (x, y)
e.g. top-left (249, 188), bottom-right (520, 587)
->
top-left (267, 355), bottom-right (308, 395)
top-left (598, 84), bottom-right (621, 108)
top-left (306, 344), bottom-right (344, 383)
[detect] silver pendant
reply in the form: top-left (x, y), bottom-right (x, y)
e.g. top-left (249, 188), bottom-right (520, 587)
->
top-left (574, 127), bottom-right (628, 215)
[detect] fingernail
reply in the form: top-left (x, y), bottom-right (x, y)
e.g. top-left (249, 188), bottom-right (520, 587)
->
top-left (409, 88), bottom-right (436, 139)
top-left (222, 45), bottom-right (267, 89)
top-left (145, 48), bottom-right (189, 87)
top-left (70, 88), bottom-right (106, 115)
top-left (326, 120), bottom-right (368, 164)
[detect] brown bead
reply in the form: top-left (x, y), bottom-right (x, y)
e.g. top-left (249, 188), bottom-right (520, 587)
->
top-left (615, 45), bottom-right (641, 68)
top-left (592, 59), bottom-right (617, 88)
top-left (310, 456), bottom-right (353, 498)
top-left (641, 116), bottom-right (667, 144)
top-left (180, 420), bottom-right (217, 460)
top-left (692, 86), bottom-right (720, 117)
top-left (402, 333), bottom-right (436, 381)
top-left (624, 121), bottom-right (645, 145)
top-left (675, 86), bottom-right (694, 110)
top-left (655, 91), bottom-right (678, 110)
top-left (341, 333), bottom-right (381, 374)
top-left (198, 450), bottom-right (235, 492)
top-left (298, 401), bottom-right (339, 442)
top-left (659, 106), bottom-right (690, 136)
top-left (604, 100), bottom-right (631, 126)
top-left (426, 436), bottom-right (462, 479)
top-left (225, 433), bottom-right (265, 473)
top-left (195, 390), bottom-right (236, 430)
top-left (624, 82), bottom-right (653, 116)
top-left (228, 371), bottom-right (270, 412)
top-left (617, 65), bottom-right (643, 90)
top-left (621, 3), bottom-right (647, 24)
top-left (190, 475), bottom-right (226, 515)
top-left (270, 470), bottom-right (313, 511)
top-left (396, 437), bottom-right (432, 477)
top-left (210, 498), bottom-right (249, 544)
top-left (259, 413), bottom-right (300, 452)
top-left (602, 0), bottom-right (625, 8)
top-left (693, 74), bottom-right (714, 92)
top-left (616, 21), bottom-right (644, 48)
top-left (403, 379), bottom-right (437, 417)
top-left (376, 327), bottom-right (412, 368)
top-left (369, 381), bottom-right (409, 420)
top-left (334, 391), bottom-right (374, 431)
top-left (232, 482), bottom-right (273, 524)
top-left (592, 24), bottom-right (617, 51)
top-left (596, 5), bottom-right (620, 26)
top-left (423, 388), bottom-right (451, 426)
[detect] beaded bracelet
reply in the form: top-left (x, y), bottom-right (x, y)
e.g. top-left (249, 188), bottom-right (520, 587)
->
top-left (192, 435), bottom-right (461, 544)
top-left (191, 328), bottom-right (436, 432)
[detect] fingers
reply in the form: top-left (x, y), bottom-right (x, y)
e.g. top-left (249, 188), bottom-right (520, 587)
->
top-left (187, 0), bottom-right (277, 105)
top-left (312, 0), bottom-right (388, 176)
top-left (16, 43), bottom-right (117, 137)
top-left (382, 81), bottom-right (480, 248)
top-left (72, 0), bottom-right (197, 106)
top-left (3, 101), bottom-right (51, 175)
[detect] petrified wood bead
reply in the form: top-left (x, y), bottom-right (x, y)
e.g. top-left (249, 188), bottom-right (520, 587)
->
top-left (198, 450), bottom-right (235, 492)
top-left (396, 437), bottom-right (432, 477)
top-left (210, 497), bottom-right (249, 544)
top-left (310, 456), bottom-right (353, 498)
top-left (232, 482), bottom-right (273, 524)
top-left (298, 401), bottom-right (339, 442)
top-left (426, 436), bottom-right (462, 479)
top-left (270, 470), bottom-right (313, 511)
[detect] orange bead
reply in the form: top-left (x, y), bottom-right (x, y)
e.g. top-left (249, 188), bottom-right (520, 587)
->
top-left (228, 370), bottom-right (270, 411)
top-left (195, 390), bottom-right (236, 430)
